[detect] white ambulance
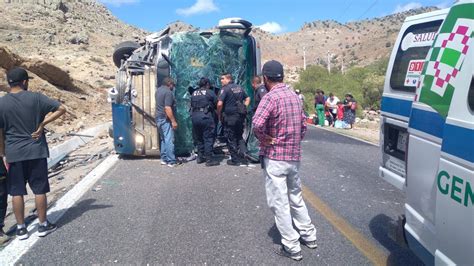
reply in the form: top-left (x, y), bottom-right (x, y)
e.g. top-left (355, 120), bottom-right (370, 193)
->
top-left (379, 1), bottom-right (474, 265)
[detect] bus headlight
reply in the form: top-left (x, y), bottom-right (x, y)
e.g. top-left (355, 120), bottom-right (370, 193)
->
top-left (135, 134), bottom-right (144, 144)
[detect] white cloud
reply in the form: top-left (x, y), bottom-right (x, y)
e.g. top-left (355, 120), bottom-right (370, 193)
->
top-left (393, 2), bottom-right (422, 14)
top-left (99, 0), bottom-right (140, 7)
top-left (176, 0), bottom-right (219, 16)
top-left (257, 22), bottom-right (285, 34)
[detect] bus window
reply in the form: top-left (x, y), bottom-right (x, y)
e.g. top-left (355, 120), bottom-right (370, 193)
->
top-left (469, 75), bottom-right (474, 112)
top-left (390, 20), bottom-right (443, 93)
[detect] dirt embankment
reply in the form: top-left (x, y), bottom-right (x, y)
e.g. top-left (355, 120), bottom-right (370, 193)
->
top-left (0, 47), bottom-right (108, 135)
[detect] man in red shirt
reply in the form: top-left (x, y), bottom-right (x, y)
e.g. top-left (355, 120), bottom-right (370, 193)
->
top-left (253, 60), bottom-right (317, 261)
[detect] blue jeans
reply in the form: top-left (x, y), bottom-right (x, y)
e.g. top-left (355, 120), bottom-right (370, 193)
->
top-left (156, 118), bottom-right (176, 164)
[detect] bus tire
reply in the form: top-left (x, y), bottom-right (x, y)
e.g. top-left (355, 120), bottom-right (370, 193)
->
top-left (113, 41), bottom-right (140, 68)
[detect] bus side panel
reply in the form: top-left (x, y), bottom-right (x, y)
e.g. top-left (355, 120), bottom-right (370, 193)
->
top-left (112, 103), bottom-right (135, 155)
top-left (149, 69), bottom-right (159, 153)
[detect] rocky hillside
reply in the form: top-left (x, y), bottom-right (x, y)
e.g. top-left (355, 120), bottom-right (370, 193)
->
top-left (0, 0), bottom-right (148, 133)
top-left (252, 7), bottom-right (438, 69)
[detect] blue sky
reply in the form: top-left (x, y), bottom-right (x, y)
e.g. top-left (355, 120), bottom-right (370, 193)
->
top-left (99, 0), bottom-right (453, 34)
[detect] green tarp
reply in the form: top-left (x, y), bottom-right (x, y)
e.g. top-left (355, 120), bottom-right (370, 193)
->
top-left (168, 31), bottom-right (258, 157)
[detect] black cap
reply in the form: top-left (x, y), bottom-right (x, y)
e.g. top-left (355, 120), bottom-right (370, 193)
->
top-left (7, 67), bottom-right (33, 84)
top-left (262, 60), bottom-right (284, 78)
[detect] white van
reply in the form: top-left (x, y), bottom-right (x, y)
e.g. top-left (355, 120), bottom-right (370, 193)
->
top-left (379, 1), bottom-right (474, 265)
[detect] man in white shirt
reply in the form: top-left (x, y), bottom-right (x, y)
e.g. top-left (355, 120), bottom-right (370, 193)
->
top-left (325, 93), bottom-right (339, 127)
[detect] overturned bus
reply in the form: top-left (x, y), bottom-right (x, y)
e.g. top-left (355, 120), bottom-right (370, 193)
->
top-left (109, 18), bottom-right (261, 158)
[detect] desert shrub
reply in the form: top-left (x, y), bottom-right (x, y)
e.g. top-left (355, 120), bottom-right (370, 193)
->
top-left (293, 57), bottom-right (388, 113)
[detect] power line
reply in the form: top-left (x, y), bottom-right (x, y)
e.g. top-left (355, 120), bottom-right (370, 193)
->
top-left (337, 0), bottom-right (355, 23)
top-left (357, 0), bottom-right (379, 21)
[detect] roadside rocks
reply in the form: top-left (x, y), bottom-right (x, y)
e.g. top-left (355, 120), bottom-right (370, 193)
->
top-left (358, 109), bottom-right (380, 124)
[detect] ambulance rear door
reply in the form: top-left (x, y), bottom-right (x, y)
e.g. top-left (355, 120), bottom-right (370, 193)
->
top-left (379, 10), bottom-right (448, 190)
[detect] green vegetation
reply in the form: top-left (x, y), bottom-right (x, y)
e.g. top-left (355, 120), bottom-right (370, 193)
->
top-left (293, 57), bottom-right (388, 114)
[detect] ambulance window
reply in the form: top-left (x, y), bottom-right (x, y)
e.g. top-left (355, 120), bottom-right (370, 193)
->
top-left (469, 75), bottom-right (474, 111)
top-left (390, 20), bottom-right (443, 93)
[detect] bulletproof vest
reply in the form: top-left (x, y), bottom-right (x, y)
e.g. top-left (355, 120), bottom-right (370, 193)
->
top-left (222, 84), bottom-right (245, 113)
top-left (191, 88), bottom-right (212, 110)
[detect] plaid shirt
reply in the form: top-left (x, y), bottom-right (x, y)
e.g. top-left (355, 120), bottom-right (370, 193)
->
top-left (252, 83), bottom-right (307, 161)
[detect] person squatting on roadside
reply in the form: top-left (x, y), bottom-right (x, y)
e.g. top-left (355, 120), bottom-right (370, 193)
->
top-left (217, 73), bottom-right (250, 166)
top-left (325, 93), bottom-right (339, 127)
top-left (0, 67), bottom-right (66, 240)
top-left (190, 78), bottom-right (219, 167)
top-left (253, 60), bottom-right (317, 261)
top-left (155, 77), bottom-right (179, 167)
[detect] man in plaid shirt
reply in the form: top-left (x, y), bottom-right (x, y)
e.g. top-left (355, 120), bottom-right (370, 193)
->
top-left (253, 60), bottom-right (317, 261)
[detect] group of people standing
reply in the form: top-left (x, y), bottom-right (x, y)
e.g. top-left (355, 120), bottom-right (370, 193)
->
top-left (155, 73), bottom-right (256, 167)
top-left (314, 90), bottom-right (357, 129)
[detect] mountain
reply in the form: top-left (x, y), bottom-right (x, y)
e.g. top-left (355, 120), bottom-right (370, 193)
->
top-left (252, 7), bottom-right (438, 70)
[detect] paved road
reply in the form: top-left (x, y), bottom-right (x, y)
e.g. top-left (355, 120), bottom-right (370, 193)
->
top-left (18, 127), bottom-right (422, 265)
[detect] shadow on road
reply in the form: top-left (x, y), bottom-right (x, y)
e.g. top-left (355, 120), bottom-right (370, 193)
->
top-left (52, 199), bottom-right (113, 228)
top-left (369, 214), bottom-right (423, 266)
top-left (267, 224), bottom-right (281, 244)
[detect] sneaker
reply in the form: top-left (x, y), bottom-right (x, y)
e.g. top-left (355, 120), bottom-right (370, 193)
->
top-left (226, 159), bottom-right (240, 166)
top-left (275, 246), bottom-right (303, 261)
top-left (38, 221), bottom-right (57, 237)
top-left (167, 161), bottom-right (182, 168)
top-left (205, 159), bottom-right (219, 167)
top-left (300, 239), bottom-right (318, 249)
top-left (160, 160), bottom-right (167, 165)
top-left (16, 227), bottom-right (29, 240)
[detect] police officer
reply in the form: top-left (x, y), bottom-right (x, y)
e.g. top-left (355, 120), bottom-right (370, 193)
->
top-left (191, 77), bottom-right (219, 166)
top-left (252, 76), bottom-right (268, 112)
top-left (217, 73), bottom-right (250, 166)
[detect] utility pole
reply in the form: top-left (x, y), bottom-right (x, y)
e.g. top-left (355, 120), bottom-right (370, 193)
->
top-left (341, 57), bottom-right (345, 75)
top-left (303, 46), bottom-right (307, 70)
top-left (327, 50), bottom-right (331, 73)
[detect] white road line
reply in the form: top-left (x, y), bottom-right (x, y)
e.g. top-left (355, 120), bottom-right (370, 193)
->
top-left (0, 155), bottom-right (119, 265)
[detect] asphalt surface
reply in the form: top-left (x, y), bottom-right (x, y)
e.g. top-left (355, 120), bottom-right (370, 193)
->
top-left (18, 127), bottom-right (422, 265)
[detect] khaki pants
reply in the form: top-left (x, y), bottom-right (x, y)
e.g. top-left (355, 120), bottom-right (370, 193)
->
top-left (263, 158), bottom-right (317, 253)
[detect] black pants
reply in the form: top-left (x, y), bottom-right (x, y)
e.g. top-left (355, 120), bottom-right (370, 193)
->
top-left (329, 109), bottom-right (337, 126)
top-left (224, 114), bottom-right (247, 161)
top-left (0, 160), bottom-right (7, 230)
top-left (192, 113), bottom-right (216, 158)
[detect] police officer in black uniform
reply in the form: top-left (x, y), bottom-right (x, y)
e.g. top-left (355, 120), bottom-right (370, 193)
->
top-left (252, 76), bottom-right (268, 112)
top-left (217, 73), bottom-right (250, 166)
top-left (191, 77), bottom-right (219, 166)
